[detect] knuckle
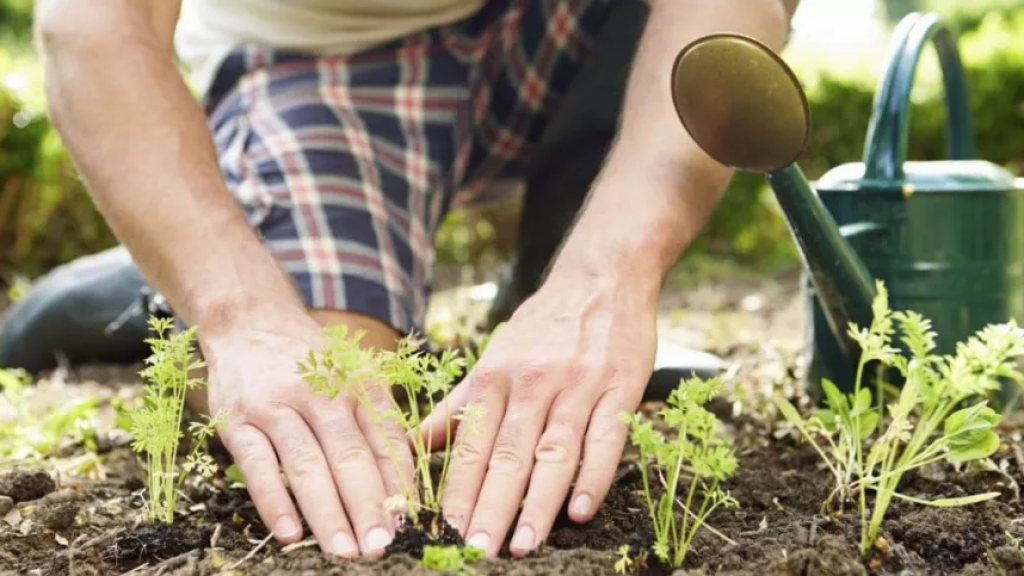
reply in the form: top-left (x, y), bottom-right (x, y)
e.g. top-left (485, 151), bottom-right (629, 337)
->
top-left (332, 442), bottom-right (375, 469)
top-left (516, 364), bottom-right (545, 390)
top-left (453, 438), bottom-right (485, 464)
top-left (587, 420), bottom-right (626, 447)
top-left (488, 437), bottom-right (524, 473)
top-left (287, 443), bottom-right (326, 477)
top-left (468, 365), bottom-right (505, 395)
top-left (247, 399), bottom-right (294, 423)
top-left (364, 381), bottom-right (394, 405)
top-left (567, 356), bottom-right (607, 383)
top-left (535, 426), bottom-right (577, 463)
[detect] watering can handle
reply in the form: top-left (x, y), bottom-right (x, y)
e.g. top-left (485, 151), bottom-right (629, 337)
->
top-left (862, 12), bottom-right (977, 181)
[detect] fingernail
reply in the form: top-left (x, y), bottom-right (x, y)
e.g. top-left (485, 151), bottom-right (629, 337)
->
top-left (466, 532), bottom-right (491, 553)
top-left (365, 527), bottom-right (392, 552)
top-left (275, 515), bottom-right (300, 538)
top-left (511, 526), bottom-right (535, 551)
top-left (332, 532), bottom-right (358, 557)
top-left (572, 494), bottom-right (592, 517)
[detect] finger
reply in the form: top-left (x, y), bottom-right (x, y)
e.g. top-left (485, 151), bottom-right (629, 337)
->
top-left (508, 392), bottom-right (590, 557)
top-left (355, 383), bottom-right (417, 514)
top-left (220, 423), bottom-right (303, 545)
top-left (439, 371), bottom-right (508, 538)
top-left (568, 389), bottom-right (633, 524)
top-left (417, 379), bottom-right (472, 452)
top-left (308, 400), bottom-right (395, 558)
top-left (462, 397), bottom-right (551, 558)
top-left (265, 408), bottom-right (359, 558)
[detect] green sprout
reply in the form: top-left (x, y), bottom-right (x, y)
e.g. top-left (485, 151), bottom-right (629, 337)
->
top-left (0, 367), bottom-right (99, 462)
top-left (125, 317), bottom-right (225, 523)
top-left (618, 376), bottom-right (739, 568)
top-left (299, 326), bottom-right (485, 528)
top-left (613, 544), bottom-right (644, 574)
top-left (418, 544), bottom-right (484, 574)
top-left (776, 280), bottom-right (1022, 555)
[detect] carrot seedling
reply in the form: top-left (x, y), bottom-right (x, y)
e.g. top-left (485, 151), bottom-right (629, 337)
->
top-left (619, 375), bottom-right (739, 567)
top-left (419, 544), bottom-right (484, 575)
top-left (299, 326), bottom-right (485, 527)
top-left (776, 280), bottom-right (1022, 555)
top-left (125, 317), bottom-right (225, 523)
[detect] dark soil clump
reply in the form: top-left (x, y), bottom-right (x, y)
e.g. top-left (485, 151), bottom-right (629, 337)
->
top-left (34, 501), bottom-right (80, 531)
top-left (385, 509), bottom-right (464, 557)
top-left (0, 468), bottom-right (56, 502)
top-left (101, 521), bottom-right (213, 571)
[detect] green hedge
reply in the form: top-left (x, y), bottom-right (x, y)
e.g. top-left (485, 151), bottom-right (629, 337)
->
top-left (2, 11), bottom-right (1024, 279)
top-left (0, 49), bottom-right (117, 281)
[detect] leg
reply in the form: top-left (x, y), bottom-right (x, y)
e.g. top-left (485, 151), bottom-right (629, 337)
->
top-left (0, 245), bottom-right (153, 374)
top-left (179, 35), bottom-right (470, 408)
top-left (465, 0), bottom-right (724, 395)
top-left (485, 0), bottom-right (650, 328)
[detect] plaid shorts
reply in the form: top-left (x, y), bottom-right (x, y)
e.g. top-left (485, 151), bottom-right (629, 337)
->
top-left (201, 0), bottom-right (617, 336)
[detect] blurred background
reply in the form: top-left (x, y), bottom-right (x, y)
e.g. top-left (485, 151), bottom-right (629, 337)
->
top-left (0, 0), bottom-right (1022, 297)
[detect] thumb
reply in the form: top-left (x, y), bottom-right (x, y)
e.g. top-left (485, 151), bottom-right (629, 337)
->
top-left (416, 380), bottom-right (472, 452)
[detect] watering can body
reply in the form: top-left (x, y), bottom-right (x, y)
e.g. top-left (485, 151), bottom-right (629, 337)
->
top-left (804, 12), bottom-right (1024, 396)
top-left (666, 13), bottom-right (1024, 400)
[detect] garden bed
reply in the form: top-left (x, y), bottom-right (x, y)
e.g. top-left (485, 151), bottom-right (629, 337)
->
top-left (2, 265), bottom-right (1023, 575)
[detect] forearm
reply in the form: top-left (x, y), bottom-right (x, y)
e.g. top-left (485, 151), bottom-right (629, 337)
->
top-left (550, 0), bottom-right (798, 297)
top-left (35, 3), bottom-right (305, 334)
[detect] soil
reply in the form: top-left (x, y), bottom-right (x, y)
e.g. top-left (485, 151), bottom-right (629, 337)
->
top-left (2, 262), bottom-right (1023, 575)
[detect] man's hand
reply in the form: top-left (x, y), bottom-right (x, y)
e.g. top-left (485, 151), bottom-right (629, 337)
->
top-left (201, 307), bottom-right (414, 558)
top-left (419, 274), bottom-right (658, 556)
top-left (418, 0), bottom-right (798, 558)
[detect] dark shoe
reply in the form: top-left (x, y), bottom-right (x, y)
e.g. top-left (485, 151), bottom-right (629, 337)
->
top-left (0, 246), bottom-right (154, 374)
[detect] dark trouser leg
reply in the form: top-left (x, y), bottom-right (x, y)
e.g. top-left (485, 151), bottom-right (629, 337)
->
top-left (0, 246), bottom-right (153, 374)
top-left (485, 0), bottom-right (649, 328)
top-left (484, 0), bottom-right (725, 398)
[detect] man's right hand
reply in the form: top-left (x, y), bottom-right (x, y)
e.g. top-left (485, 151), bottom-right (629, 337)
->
top-left (199, 307), bottom-right (415, 558)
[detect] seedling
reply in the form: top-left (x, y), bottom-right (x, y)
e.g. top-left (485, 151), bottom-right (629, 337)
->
top-left (299, 326), bottom-right (485, 527)
top-left (618, 376), bottom-right (739, 567)
top-left (613, 544), bottom-right (643, 574)
top-left (0, 367), bottom-right (99, 462)
top-left (776, 280), bottom-right (1022, 555)
top-left (418, 544), bottom-right (484, 574)
top-left (125, 317), bottom-right (225, 523)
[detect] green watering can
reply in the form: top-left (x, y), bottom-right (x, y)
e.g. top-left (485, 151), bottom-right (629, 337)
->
top-left (669, 12), bottom-right (1024, 399)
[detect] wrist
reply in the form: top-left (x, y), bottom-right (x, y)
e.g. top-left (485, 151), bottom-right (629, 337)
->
top-left (547, 152), bottom-right (732, 297)
top-left (187, 250), bottom-right (309, 340)
top-left (547, 227), bottom-right (668, 305)
top-left (192, 290), bottom-right (305, 339)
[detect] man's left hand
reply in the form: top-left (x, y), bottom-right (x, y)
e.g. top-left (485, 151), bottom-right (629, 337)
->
top-left (418, 272), bottom-right (657, 557)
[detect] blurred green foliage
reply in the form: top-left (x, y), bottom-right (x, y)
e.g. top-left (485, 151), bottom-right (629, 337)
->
top-left (0, 0), bottom-right (32, 44)
top-left (2, 7), bottom-right (1024, 283)
top-left (921, 0), bottom-right (1024, 34)
top-left (0, 48), bottom-right (117, 281)
top-left (876, 0), bottom-right (1024, 33)
top-left (878, 0), bottom-right (924, 25)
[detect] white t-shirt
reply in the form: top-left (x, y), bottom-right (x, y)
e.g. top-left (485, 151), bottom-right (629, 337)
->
top-left (175, 0), bottom-right (485, 94)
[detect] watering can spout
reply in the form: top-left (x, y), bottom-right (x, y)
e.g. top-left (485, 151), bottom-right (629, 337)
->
top-left (669, 33), bottom-right (878, 374)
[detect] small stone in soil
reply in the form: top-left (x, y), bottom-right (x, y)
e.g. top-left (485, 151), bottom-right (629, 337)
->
top-left (0, 495), bottom-right (13, 516)
top-left (0, 469), bottom-right (56, 503)
top-left (35, 502), bottom-right (80, 531)
top-left (41, 489), bottom-right (83, 505)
